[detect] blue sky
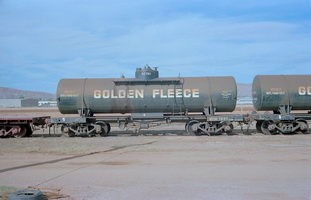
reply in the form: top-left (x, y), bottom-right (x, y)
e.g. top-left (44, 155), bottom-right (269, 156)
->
top-left (0, 0), bottom-right (311, 93)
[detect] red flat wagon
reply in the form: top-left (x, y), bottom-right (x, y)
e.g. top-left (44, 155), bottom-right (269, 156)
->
top-left (0, 116), bottom-right (50, 137)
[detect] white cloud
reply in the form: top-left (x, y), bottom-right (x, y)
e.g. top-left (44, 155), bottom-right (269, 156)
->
top-left (0, 0), bottom-right (310, 92)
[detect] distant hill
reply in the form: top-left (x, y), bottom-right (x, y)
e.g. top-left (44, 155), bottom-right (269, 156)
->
top-left (0, 83), bottom-right (252, 100)
top-left (237, 83), bottom-right (252, 97)
top-left (0, 87), bottom-right (56, 100)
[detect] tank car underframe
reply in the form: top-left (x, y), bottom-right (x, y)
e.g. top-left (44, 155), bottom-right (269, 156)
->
top-left (49, 113), bottom-right (249, 137)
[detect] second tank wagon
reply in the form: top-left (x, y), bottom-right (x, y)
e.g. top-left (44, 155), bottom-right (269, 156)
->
top-left (252, 75), bottom-right (311, 114)
top-left (252, 75), bottom-right (311, 135)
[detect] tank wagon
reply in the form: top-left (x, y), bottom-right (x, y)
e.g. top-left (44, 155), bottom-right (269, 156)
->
top-left (51, 66), bottom-right (244, 136)
top-left (252, 75), bottom-right (311, 135)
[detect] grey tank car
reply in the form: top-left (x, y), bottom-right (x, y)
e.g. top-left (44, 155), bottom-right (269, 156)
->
top-left (51, 66), bottom-right (242, 136)
top-left (57, 68), bottom-right (237, 115)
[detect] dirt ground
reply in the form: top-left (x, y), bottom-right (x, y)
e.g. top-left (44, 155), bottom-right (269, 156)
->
top-left (0, 108), bottom-right (311, 200)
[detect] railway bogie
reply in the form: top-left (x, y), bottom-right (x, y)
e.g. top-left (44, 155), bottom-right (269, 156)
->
top-left (185, 121), bottom-right (234, 136)
top-left (51, 117), bottom-right (111, 137)
top-left (255, 119), bottom-right (309, 135)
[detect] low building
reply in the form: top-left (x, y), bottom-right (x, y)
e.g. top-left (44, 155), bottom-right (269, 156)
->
top-left (0, 99), bottom-right (40, 108)
top-left (0, 99), bottom-right (21, 108)
top-left (21, 99), bottom-right (39, 107)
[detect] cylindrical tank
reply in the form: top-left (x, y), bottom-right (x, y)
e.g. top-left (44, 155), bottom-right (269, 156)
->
top-left (57, 76), bottom-right (237, 114)
top-left (252, 75), bottom-right (311, 111)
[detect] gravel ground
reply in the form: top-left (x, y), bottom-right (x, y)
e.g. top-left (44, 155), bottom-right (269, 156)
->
top-left (0, 108), bottom-right (311, 200)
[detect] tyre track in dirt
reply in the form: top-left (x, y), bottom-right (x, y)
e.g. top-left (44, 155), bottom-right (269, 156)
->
top-left (0, 141), bottom-right (157, 173)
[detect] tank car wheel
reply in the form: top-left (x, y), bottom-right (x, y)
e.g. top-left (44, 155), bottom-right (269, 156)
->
top-left (25, 126), bottom-right (33, 137)
top-left (61, 125), bottom-right (75, 137)
top-left (295, 119), bottom-right (309, 134)
top-left (261, 120), bottom-right (277, 135)
top-left (14, 126), bottom-right (28, 137)
top-left (107, 123), bottom-right (111, 134)
top-left (96, 121), bottom-right (110, 137)
top-left (186, 121), bottom-right (201, 136)
top-left (221, 122), bottom-right (234, 134)
top-left (226, 123), bottom-right (234, 134)
top-left (68, 130), bottom-right (75, 137)
top-left (256, 121), bottom-right (263, 133)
